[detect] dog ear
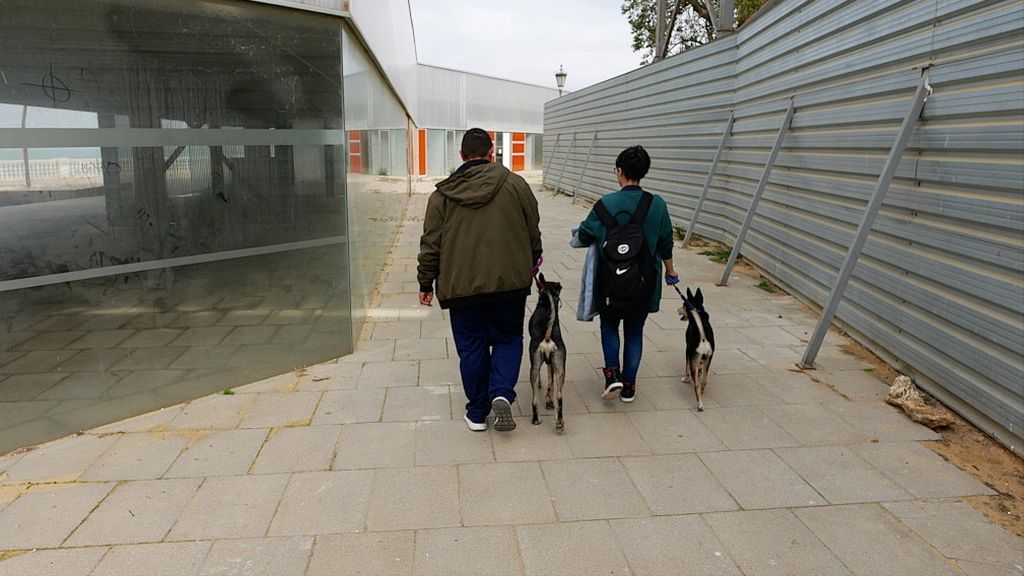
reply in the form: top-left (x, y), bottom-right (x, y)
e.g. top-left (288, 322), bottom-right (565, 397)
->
top-left (538, 272), bottom-right (546, 284)
top-left (686, 287), bottom-right (694, 301)
top-left (694, 288), bottom-right (704, 306)
top-left (551, 282), bottom-right (563, 297)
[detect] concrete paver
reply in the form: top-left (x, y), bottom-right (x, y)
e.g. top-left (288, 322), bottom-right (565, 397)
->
top-left (704, 509), bottom-right (852, 576)
top-left (775, 445), bottom-right (911, 504)
top-left (164, 429), bottom-right (268, 478)
top-left (541, 458), bottom-right (648, 521)
top-left (312, 389), bottom-right (385, 424)
top-left (696, 406), bottom-right (798, 450)
top-left (307, 532), bottom-right (414, 576)
top-left (562, 413), bottom-right (651, 458)
top-left (358, 360), bottom-right (419, 388)
top-left (1, 179), bottom-right (1019, 576)
top-left (0, 482), bottom-right (115, 549)
top-left (459, 461), bottom-right (556, 526)
top-left (251, 425), bottom-right (341, 474)
top-left (882, 500), bottom-right (1024, 572)
top-left (414, 526), bottom-right (522, 576)
top-left (365, 465), bottom-right (461, 531)
top-left (517, 521), bottom-right (632, 576)
top-left (3, 433), bottom-right (116, 482)
top-left (65, 478), bottom-right (201, 546)
top-left (626, 409), bottom-right (725, 453)
top-left (268, 470), bottom-right (374, 536)
top-left (795, 503), bottom-right (961, 576)
top-left (699, 449), bottom-right (826, 509)
top-left (853, 441), bottom-right (995, 498)
top-left (0, 547), bottom-right (108, 576)
top-left (621, 454), bottom-right (738, 515)
top-left (333, 421), bottom-right (415, 469)
top-left (91, 541), bottom-right (211, 576)
top-left (414, 419), bottom-right (493, 466)
top-left (166, 474), bottom-right (289, 540)
top-left (761, 403), bottom-right (869, 446)
top-left (198, 536), bottom-right (313, 576)
top-left (81, 432), bottom-right (189, 481)
top-left (610, 516), bottom-right (741, 576)
top-left (382, 385), bottom-right (451, 422)
top-left (238, 391), bottom-right (320, 428)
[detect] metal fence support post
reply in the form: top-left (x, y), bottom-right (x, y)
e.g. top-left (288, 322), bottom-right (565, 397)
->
top-left (544, 133), bottom-right (563, 189)
top-left (719, 99), bottom-right (794, 286)
top-left (801, 72), bottom-right (932, 369)
top-left (684, 111), bottom-right (734, 248)
top-left (554, 132), bottom-right (576, 193)
top-left (572, 131), bottom-right (599, 199)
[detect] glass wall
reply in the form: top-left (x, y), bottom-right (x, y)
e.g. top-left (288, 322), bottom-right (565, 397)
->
top-left (342, 23), bottom-right (412, 326)
top-left (527, 133), bottom-right (545, 171)
top-left (0, 0), bottom-right (354, 452)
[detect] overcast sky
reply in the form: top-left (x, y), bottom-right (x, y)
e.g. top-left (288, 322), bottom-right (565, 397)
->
top-left (409, 0), bottom-right (642, 91)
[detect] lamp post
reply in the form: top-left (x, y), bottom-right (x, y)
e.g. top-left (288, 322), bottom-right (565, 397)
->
top-left (555, 65), bottom-right (567, 96)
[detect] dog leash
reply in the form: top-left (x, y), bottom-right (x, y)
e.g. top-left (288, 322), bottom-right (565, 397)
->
top-left (667, 276), bottom-right (696, 311)
top-left (532, 256), bottom-right (545, 291)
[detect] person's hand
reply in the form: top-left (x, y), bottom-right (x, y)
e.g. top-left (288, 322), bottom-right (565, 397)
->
top-left (419, 292), bottom-right (434, 307)
top-left (665, 271), bottom-right (679, 285)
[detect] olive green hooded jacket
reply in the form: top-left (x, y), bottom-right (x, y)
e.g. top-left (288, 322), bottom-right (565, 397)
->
top-left (417, 161), bottom-right (542, 308)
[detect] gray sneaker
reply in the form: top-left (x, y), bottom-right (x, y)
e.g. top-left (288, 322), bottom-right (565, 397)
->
top-left (491, 396), bottom-right (516, 432)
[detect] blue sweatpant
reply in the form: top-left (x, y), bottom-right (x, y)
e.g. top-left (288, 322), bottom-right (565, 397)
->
top-left (448, 295), bottom-right (527, 423)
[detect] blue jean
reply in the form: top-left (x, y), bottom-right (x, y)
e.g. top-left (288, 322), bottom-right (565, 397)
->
top-left (600, 313), bottom-right (648, 383)
top-left (448, 296), bottom-right (526, 422)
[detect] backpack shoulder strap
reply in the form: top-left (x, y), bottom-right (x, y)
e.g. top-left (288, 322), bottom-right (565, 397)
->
top-left (630, 191), bottom-right (654, 225)
top-left (593, 199), bottom-right (616, 228)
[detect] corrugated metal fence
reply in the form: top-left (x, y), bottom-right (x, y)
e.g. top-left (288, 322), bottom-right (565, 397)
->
top-left (544, 0), bottom-right (1023, 452)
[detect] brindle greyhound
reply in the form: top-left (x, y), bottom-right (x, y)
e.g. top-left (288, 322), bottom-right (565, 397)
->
top-left (528, 273), bottom-right (566, 432)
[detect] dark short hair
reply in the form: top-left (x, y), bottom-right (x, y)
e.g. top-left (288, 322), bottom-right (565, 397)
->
top-left (461, 128), bottom-right (493, 158)
top-left (615, 146), bottom-right (651, 181)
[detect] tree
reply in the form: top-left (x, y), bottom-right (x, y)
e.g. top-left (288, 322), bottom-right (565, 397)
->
top-left (622, 0), bottom-right (769, 64)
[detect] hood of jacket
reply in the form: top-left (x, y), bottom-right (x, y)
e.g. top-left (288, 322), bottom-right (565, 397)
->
top-left (435, 161), bottom-right (511, 209)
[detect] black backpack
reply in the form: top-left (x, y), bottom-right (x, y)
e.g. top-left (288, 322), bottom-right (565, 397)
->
top-left (594, 191), bottom-right (657, 318)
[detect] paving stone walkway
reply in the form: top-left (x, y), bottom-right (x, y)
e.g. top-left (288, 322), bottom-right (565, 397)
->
top-left (0, 178), bottom-right (1020, 576)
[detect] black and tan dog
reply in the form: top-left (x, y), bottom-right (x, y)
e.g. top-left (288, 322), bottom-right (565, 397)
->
top-left (678, 287), bottom-right (715, 411)
top-left (528, 273), bottom-right (566, 432)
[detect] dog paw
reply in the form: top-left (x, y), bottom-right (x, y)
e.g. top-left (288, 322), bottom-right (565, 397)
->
top-left (555, 421), bottom-right (565, 433)
top-left (697, 405), bottom-right (704, 412)
top-left (531, 418), bottom-right (541, 425)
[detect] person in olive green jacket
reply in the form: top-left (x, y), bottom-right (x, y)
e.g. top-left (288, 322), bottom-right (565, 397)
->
top-left (417, 128), bottom-right (542, 433)
top-left (576, 146), bottom-right (678, 403)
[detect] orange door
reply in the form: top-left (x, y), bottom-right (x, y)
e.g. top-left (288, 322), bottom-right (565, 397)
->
top-left (418, 129), bottom-right (428, 176)
top-left (511, 132), bottom-right (526, 172)
top-left (348, 131), bottom-right (362, 173)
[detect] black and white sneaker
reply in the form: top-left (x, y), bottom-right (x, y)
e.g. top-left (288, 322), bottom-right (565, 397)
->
top-left (601, 367), bottom-right (623, 400)
top-left (491, 396), bottom-right (516, 432)
top-left (620, 382), bottom-right (636, 403)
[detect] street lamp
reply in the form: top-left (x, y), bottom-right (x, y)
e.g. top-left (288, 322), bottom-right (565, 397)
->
top-left (555, 65), bottom-right (567, 96)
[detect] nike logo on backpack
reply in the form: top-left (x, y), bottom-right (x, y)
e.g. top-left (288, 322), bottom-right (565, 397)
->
top-left (616, 267), bottom-right (629, 275)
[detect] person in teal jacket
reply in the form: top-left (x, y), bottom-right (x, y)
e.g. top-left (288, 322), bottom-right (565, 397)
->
top-left (576, 146), bottom-right (678, 402)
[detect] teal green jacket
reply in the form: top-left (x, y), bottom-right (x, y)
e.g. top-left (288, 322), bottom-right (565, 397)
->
top-left (577, 186), bottom-right (674, 313)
